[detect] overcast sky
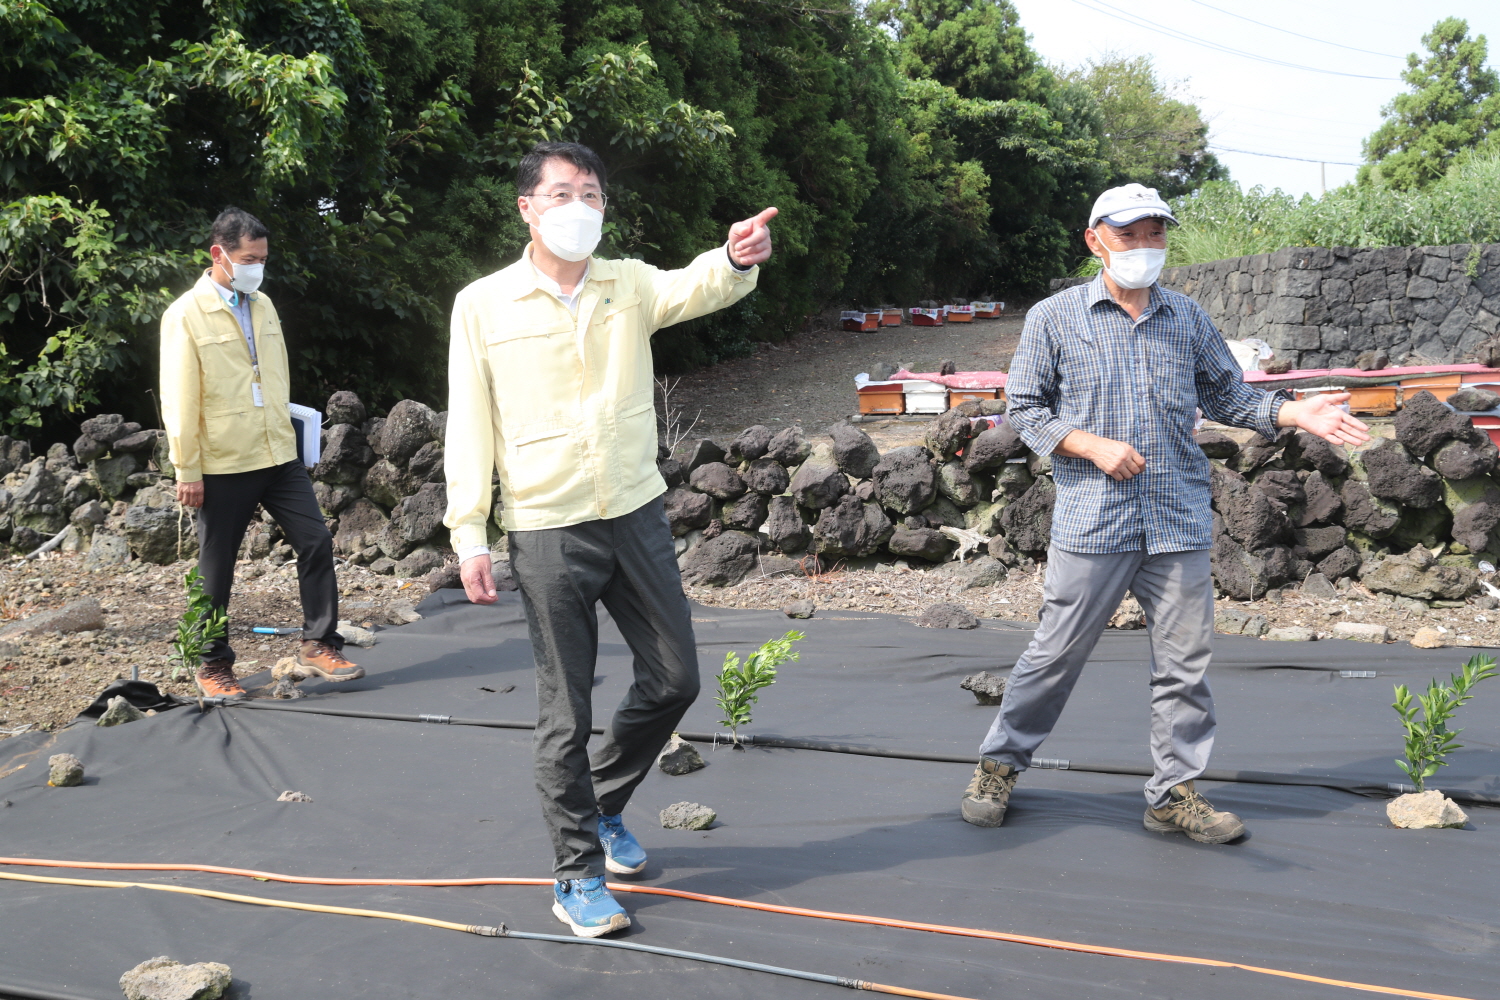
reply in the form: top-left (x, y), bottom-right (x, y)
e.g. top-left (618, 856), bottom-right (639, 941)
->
top-left (1009, 0), bottom-right (1500, 199)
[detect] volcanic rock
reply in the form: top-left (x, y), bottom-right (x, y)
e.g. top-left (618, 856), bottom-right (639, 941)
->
top-left (96, 695), bottom-right (146, 727)
top-left (925, 409), bottom-right (975, 461)
top-left (744, 458), bottom-right (789, 496)
top-left (936, 460), bottom-right (981, 506)
top-left (790, 445), bottom-right (849, 510)
top-left (1212, 464), bottom-right (1291, 550)
top-left (663, 487), bottom-right (713, 536)
top-left (960, 671), bottom-right (1007, 705)
top-left (47, 753), bottom-right (84, 787)
top-left (685, 438), bottom-right (726, 472)
top-left (1291, 430), bottom-right (1350, 478)
top-left (362, 459), bottom-right (419, 508)
top-left (1266, 626), bottom-right (1317, 641)
top-left (917, 602), bottom-right (980, 629)
top-left (1332, 622), bottom-right (1391, 642)
top-left (1296, 472), bottom-right (1344, 527)
top-left (689, 462), bottom-right (747, 501)
top-left (78, 413), bottom-right (129, 444)
top-left (1195, 430), bottom-right (1239, 459)
top-left (325, 390), bottom-right (367, 427)
top-left (1340, 479), bottom-right (1401, 537)
top-left (1386, 790), bottom-right (1467, 829)
top-left (1109, 596), bottom-right (1145, 629)
top-left (378, 398), bottom-right (440, 466)
top-left (657, 735), bottom-right (707, 776)
top-left (1363, 547), bottom-right (1476, 601)
top-left (963, 423), bottom-right (1026, 472)
top-left (765, 496), bottom-right (811, 554)
top-left (811, 496), bottom-right (892, 558)
top-left (119, 956), bottom-right (232, 1000)
top-left (766, 425), bottom-right (812, 466)
top-left (1449, 386), bottom-right (1500, 413)
top-left (406, 440), bottom-right (444, 482)
top-left (680, 530), bottom-right (759, 587)
top-left (1299, 572), bottom-right (1339, 600)
top-left (1294, 525), bottom-right (1346, 560)
top-left (73, 434), bottom-right (108, 464)
top-left (999, 477), bottom-right (1055, 554)
top-left (661, 801), bottom-right (716, 830)
top-left (1361, 439), bottom-right (1442, 509)
top-left (334, 498), bottom-right (389, 554)
top-left (729, 424), bottom-right (773, 463)
top-left (827, 423), bottom-right (881, 479)
top-left (1252, 469), bottom-right (1304, 508)
top-left (781, 599), bottom-right (815, 619)
top-left (722, 492), bottom-right (769, 532)
top-left (886, 525), bottom-right (955, 562)
top-left (1432, 436), bottom-right (1499, 480)
top-left (1213, 607), bottom-right (1269, 637)
top-left (1409, 626), bottom-right (1451, 649)
top-left (1395, 390), bottom-right (1468, 457)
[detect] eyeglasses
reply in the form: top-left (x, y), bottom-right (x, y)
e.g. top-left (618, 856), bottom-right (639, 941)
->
top-left (526, 191), bottom-right (607, 209)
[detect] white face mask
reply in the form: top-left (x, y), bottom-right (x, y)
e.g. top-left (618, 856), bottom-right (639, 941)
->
top-left (215, 246), bottom-right (265, 294)
top-left (534, 198), bottom-right (603, 262)
top-left (1100, 246), bottom-right (1165, 290)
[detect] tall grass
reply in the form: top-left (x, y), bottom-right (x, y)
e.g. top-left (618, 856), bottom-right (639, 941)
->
top-left (1075, 151), bottom-right (1500, 275)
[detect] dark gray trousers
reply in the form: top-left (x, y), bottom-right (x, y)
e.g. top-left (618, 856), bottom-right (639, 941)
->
top-left (195, 459), bottom-right (341, 664)
top-left (978, 547), bottom-right (1216, 808)
top-left (508, 497), bottom-right (700, 879)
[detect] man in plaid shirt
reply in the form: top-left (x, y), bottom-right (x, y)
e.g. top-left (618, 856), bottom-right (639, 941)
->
top-left (961, 184), bottom-right (1370, 843)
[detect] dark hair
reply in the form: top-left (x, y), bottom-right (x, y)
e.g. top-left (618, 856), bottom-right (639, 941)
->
top-left (210, 206), bottom-right (270, 251)
top-left (517, 142), bottom-right (607, 195)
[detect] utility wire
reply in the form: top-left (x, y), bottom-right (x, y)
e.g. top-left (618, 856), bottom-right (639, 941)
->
top-left (1209, 143), bottom-right (1361, 166)
top-left (1063, 0), bottom-right (1399, 81)
top-left (1181, 0), bottom-right (1405, 60)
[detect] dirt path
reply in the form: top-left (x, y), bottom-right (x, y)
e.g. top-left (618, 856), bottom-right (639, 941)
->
top-left (664, 313), bottom-right (1027, 445)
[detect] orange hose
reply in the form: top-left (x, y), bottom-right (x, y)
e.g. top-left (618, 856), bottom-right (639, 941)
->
top-left (0, 856), bottom-right (1477, 1000)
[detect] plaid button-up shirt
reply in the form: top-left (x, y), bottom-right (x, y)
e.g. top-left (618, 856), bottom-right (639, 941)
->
top-left (1007, 276), bottom-right (1284, 554)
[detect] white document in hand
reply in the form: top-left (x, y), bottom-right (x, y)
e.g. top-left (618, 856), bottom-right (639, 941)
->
top-left (289, 403), bottom-right (322, 468)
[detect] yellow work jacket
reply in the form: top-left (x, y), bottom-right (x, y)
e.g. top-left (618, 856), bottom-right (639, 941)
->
top-left (445, 243), bottom-right (758, 547)
top-left (159, 273), bottom-right (297, 482)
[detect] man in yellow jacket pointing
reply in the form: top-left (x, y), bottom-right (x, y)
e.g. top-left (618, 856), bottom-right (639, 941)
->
top-left (160, 207), bottom-right (363, 700)
top-left (444, 141), bottom-right (775, 939)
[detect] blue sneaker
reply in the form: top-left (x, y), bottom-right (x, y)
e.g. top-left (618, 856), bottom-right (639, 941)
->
top-left (552, 876), bottom-right (630, 937)
top-left (598, 812), bottom-right (648, 875)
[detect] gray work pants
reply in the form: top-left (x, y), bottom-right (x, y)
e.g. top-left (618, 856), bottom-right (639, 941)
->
top-left (508, 497), bottom-right (700, 879)
top-left (978, 547), bottom-right (1215, 808)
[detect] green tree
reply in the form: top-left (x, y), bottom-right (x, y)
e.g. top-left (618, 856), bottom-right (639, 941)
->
top-left (1064, 53), bottom-right (1226, 200)
top-left (0, 0), bottom-right (431, 437)
top-left (1362, 17), bottom-right (1500, 190)
top-left (871, 0), bottom-right (1108, 294)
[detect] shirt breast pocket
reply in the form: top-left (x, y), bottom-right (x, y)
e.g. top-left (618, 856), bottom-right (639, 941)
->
top-left (1151, 345), bottom-right (1198, 414)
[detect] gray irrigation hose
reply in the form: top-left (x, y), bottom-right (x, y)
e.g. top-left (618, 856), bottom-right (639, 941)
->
top-left (223, 700), bottom-right (1500, 808)
top-left (0, 982), bottom-right (103, 1000)
top-left (498, 926), bottom-right (858, 989)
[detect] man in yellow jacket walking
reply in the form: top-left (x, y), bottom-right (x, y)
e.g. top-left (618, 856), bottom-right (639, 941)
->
top-left (160, 207), bottom-right (363, 700)
top-left (445, 142), bottom-right (775, 938)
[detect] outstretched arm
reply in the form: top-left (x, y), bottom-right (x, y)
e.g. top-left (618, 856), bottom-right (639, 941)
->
top-left (1276, 393), bottom-right (1371, 447)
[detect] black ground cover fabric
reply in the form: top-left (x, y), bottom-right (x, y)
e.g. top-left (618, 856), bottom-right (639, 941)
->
top-left (0, 593), bottom-right (1496, 999)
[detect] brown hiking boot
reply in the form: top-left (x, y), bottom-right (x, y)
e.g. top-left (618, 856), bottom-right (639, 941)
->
top-left (195, 659), bottom-right (246, 700)
top-left (961, 757), bottom-right (1020, 827)
top-left (1144, 781), bottom-right (1246, 844)
top-left (297, 641), bottom-right (364, 681)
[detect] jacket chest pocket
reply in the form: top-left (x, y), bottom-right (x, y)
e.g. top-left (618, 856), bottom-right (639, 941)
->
top-left (590, 294), bottom-right (641, 333)
top-left (194, 329), bottom-right (252, 413)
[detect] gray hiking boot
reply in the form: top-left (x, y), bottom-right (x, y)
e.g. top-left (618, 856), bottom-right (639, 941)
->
top-left (1143, 781), bottom-right (1246, 844)
top-left (960, 757), bottom-right (1019, 827)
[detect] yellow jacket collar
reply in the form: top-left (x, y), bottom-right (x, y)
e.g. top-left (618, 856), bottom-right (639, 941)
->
top-left (495, 243), bottom-right (617, 302)
top-left (192, 270), bottom-right (258, 312)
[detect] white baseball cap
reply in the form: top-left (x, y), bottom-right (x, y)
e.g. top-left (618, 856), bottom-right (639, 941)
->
top-left (1088, 183), bottom-right (1177, 230)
